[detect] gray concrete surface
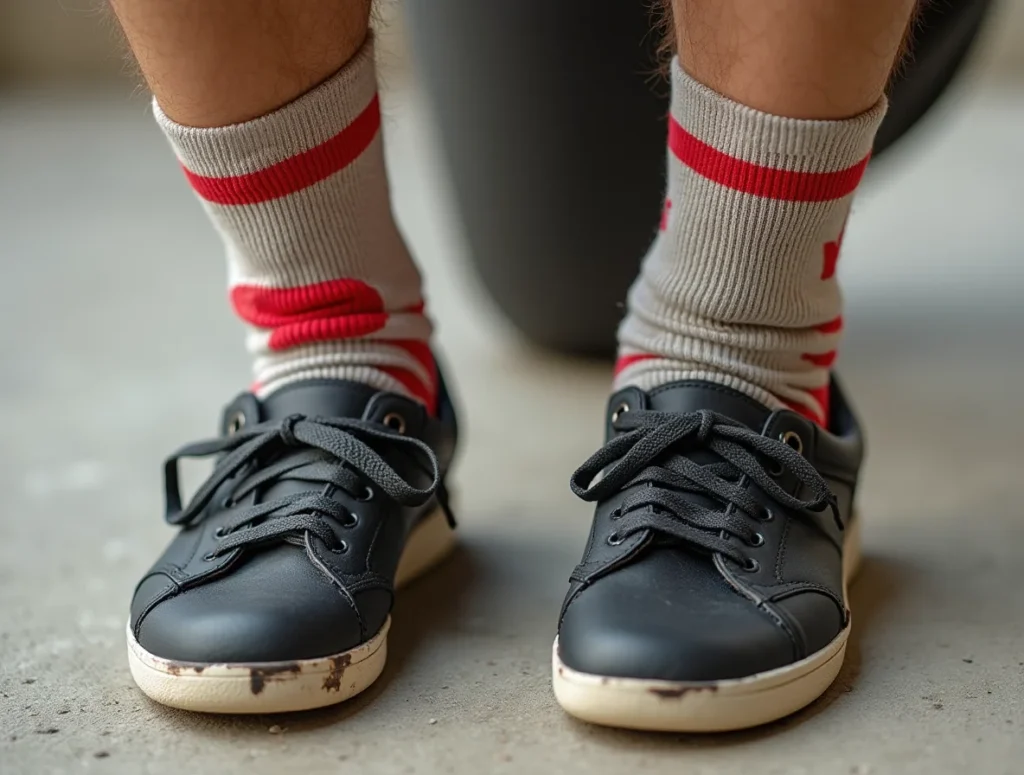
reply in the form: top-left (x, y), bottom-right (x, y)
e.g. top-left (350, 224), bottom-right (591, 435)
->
top-left (3, 59), bottom-right (1024, 775)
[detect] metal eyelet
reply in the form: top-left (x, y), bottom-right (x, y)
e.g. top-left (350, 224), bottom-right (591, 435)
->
top-left (357, 486), bottom-right (375, 502)
top-left (748, 532), bottom-right (765, 547)
top-left (611, 402), bottom-right (630, 423)
top-left (741, 558), bottom-right (760, 573)
top-left (220, 496), bottom-right (235, 509)
top-left (759, 507), bottom-right (775, 522)
top-left (213, 526), bottom-right (228, 539)
top-left (609, 508), bottom-right (622, 522)
top-left (226, 411), bottom-right (246, 436)
top-left (330, 540), bottom-right (350, 554)
top-left (779, 430), bottom-right (804, 455)
top-left (203, 552), bottom-right (218, 562)
top-left (341, 513), bottom-right (359, 529)
top-left (607, 532), bottom-right (624, 546)
top-left (382, 412), bottom-right (406, 435)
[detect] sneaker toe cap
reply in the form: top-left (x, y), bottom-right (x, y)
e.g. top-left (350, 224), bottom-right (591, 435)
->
top-left (132, 549), bottom-right (388, 663)
top-left (558, 552), bottom-right (802, 682)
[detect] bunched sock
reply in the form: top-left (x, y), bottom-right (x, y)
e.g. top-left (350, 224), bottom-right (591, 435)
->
top-left (154, 36), bottom-right (437, 410)
top-left (615, 59), bottom-right (886, 424)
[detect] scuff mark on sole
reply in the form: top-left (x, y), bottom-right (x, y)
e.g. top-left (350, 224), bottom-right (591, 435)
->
top-left (648, 685), bottom-right (719, 699)
top-left (249, 663), bottom-right (301, 695)
top-left (322, 655), bottom-right (352, 692)
top-left (162, 662), bottom-right (207, 677)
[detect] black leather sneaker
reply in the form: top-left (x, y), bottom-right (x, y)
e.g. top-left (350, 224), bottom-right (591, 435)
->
top-left (553, 379), bottom-right (862, 732)
top-left (127, 378), bottom-right (457, 713)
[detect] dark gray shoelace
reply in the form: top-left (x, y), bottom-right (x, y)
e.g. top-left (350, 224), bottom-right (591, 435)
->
top-left (163, 414), bottom-right (447, 558)
top-left (570, 409), bottom-right (841, 566)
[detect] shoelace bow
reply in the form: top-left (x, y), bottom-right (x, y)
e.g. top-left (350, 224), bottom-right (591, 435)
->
top-left (163, 414), bottom-right (447, 558)
top-left (570, 409), bottom-right (841, 566)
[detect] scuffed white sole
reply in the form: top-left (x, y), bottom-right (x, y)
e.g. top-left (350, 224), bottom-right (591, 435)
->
top-left (553, 514), bottom-right (862, 732)
top-left (127, 506), bottom-right (455, 714)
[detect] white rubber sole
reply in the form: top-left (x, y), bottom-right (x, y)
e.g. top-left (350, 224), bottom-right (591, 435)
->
top-left (127, 506), bottom-right (455, 714)
top-left (552, 515), bottom-right (862, 732)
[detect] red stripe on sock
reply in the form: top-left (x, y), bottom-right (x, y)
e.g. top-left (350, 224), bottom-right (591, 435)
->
top-left (231, 279), bottom-right (432, 352)
top-left (267, 314), bottom-right (390, 350)
top-left (379, 366), bottom-right (436, 414)
top-left (668, 117), bottom-right (870, 202)
top-left (383, 339), bottom-right (438, 413)
top-left (233, 279), bottom-right (389, 349)
top-left (231, 279), bottom-right (386, 329)
top-left (821, 240), bottom-right (840, 280)
top-left (659, 199), bottom-right (673, 231)
top-left (815, 316), bottom-right (843, 334)
top-left (390, 339), bottom-right (436, 377)
top-left (801, 350), bottom-right (838, 368)
top-left (785, 384), bottom-right (830, 426)
top-left (184, 94), bottom-right (382, 205)
top-left (785, 399), bottom-right (825, 425)
top-left (822, 221), bottom-right (848, 280)
top-left (614, 353), bottom-right (658, 375)
top-left (233, 281), bottom-right (436, 411)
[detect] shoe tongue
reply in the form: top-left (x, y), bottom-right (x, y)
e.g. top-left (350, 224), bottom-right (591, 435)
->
top-left (260, 379), bottom-right (381, 422)
top-left (251, 380), bottom-right (384, 506)
top-left (645, 380), bottom-right (771, 432)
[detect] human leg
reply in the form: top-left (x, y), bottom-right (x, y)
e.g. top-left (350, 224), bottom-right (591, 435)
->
top-left (114, 0), bottom-right (455, 713)
top-left (555, 0), bottom-right (917, 731)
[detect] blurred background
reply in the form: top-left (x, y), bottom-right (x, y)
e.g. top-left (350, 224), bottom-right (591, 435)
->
top-left (2, 2), bottom-right (1024, 773)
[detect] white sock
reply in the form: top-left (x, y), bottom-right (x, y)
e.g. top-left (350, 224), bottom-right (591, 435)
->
top-left (154, 37), bottom-right (437, 409)
top-left (616, 60), bottom-right (886, 424)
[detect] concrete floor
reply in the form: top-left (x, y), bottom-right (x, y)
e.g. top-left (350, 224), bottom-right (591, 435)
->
top-left (3, 57), bottom-right (1024, 774)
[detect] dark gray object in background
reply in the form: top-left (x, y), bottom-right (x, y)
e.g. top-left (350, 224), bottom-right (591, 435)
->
top-left (406, 0), bottom-right (995, 356)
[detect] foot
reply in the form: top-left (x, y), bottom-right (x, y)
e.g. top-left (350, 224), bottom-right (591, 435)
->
top-left (553, 379), bottom-right (862, 732)
top-left (127, 378), bottom-right (457, 713)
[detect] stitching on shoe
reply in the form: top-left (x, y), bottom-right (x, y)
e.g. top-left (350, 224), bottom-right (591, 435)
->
top-left (158, 565), bottom-right (190, 586)
top-left (557, 580), bottom-right (589, 627)
top-left (345, 574), bottom-right (393, 593)
top-left (572, 530), bottom-right (646, 577)
top-left (306, 534), bottom-right (368, 639)
top-left (364, 516), bottom-right (386, 572)
top-left (755, 595), bottom-right (805, 661)
top-left (178, 525), bottom-right (207, 572)
top-left (774, 518), bottom-right (791, 582)
top-left (132, 576), bottom-right (178, 637)
top-left (761, 579), bottom-right (842, 598)
top-left (762, 598), bottom-right (808, 659)
top-left (768, 583), bottom-right (846, 613)
top-left (560, 531), bottom-right (652, 623)
top-left (715, 552), bottom-right (803, 660)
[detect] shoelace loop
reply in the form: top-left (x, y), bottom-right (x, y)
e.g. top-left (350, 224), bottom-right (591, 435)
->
top-left (162, 414), bottom-right (444, 558)
top-left (570, 409), bottom-right (841, 566)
